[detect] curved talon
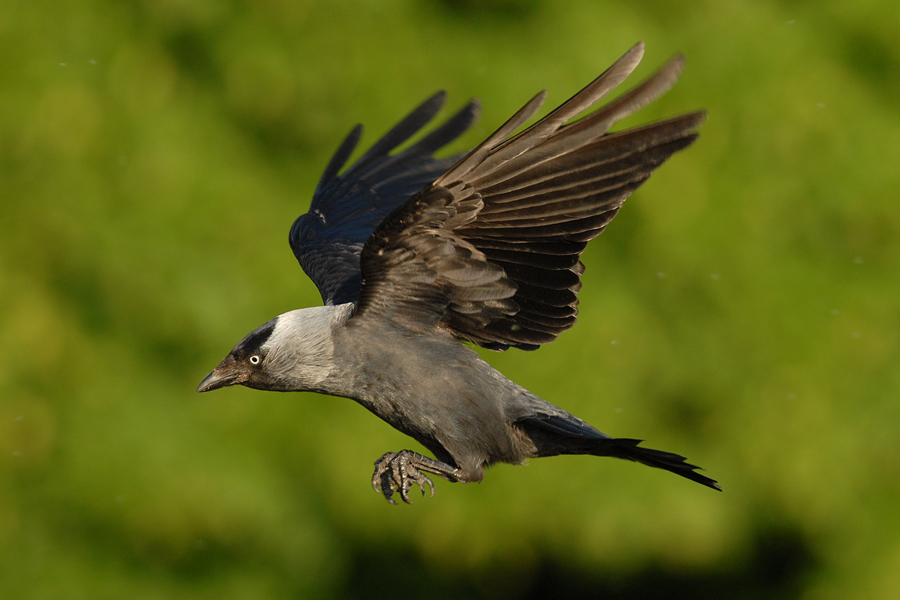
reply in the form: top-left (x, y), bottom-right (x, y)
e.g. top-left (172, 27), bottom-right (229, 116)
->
top-left (398, 467), bottom-right (434, 504)
top-left (371, 450), bottom-right (449, 504)
top-left (421, 476), bottom-right (436, 498)
top-left (372, 453), bottom-right (398, 503)
top-left (372, 452), bottom-right (392, 494)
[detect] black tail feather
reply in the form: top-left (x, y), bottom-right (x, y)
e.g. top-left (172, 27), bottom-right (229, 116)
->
top-left (518, 414), bottom-right (721, 490)
top-left (593, 438), bottom-right (721, 491)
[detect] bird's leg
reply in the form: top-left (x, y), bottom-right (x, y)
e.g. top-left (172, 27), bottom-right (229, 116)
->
top-left (371, 450), bottom-right (464, 504)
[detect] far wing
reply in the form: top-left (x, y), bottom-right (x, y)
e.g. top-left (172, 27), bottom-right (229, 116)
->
top-left (353, 42), bottom-right (705, 350)
top-left (289, 92), bottom-right (480, 305)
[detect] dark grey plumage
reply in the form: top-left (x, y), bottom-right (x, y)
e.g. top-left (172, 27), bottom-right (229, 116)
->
top-left (199, 42), bottom-right (720, 503)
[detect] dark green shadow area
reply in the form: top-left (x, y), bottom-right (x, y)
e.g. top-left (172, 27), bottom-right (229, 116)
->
top-left (343, 528), bottom-right (813, 600)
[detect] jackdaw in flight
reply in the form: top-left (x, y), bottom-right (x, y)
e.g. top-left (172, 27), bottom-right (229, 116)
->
top-left (198, 42), bottom-right (720, 503)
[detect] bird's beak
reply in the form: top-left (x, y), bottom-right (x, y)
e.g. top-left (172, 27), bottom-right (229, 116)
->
top-left (196, 363), bottom-right (242, 393)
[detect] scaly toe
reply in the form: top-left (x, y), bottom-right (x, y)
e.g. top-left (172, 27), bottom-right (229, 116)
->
top-left (370, 450), bottom-right (457, 504)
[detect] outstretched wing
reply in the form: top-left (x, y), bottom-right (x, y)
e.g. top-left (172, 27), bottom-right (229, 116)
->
top-left (289, 92), bottom-right (480, 305)
top-left (354, 42), bottom-right (705, 350)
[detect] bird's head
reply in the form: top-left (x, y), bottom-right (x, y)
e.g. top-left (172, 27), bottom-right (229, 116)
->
top-left (197, 306), bottom-right (347, 394)
top-left (196, 317), bottom-right (279, 392)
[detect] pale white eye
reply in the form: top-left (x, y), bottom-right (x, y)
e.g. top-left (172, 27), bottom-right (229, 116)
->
top-left (249, 355), bottom-right (261, 365)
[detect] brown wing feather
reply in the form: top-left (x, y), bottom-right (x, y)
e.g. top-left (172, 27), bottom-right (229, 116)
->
top-left (354, 42), bottom-right (705, 350)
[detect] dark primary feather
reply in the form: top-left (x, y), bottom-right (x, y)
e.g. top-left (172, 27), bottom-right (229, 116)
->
top-left (354, 41), bottom-right (705, 350)
top-left (289, 92), bottom-right (480, 305)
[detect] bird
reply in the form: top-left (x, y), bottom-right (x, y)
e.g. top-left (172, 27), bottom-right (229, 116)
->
top-left (198, 42), bottom-right (720, 504)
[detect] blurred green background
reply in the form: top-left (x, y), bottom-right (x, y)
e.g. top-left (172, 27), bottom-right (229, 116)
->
top-left (3, 0), bottom-right (899, 598)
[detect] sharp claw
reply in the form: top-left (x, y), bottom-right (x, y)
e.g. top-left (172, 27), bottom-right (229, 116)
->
top-left (371, 450), bottom-right (458, 504)
top-left (416, 474), bottom-right (434, 498)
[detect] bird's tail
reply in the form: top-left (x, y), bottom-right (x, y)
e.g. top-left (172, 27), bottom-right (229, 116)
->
top-left (519, 414), bottom-right (721, 491)
top-left (589, 437), bottom-right (721, 491)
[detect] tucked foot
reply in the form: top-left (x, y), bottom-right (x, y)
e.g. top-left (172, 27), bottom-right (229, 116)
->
top-left (371, 450), bottom-right (463, 504)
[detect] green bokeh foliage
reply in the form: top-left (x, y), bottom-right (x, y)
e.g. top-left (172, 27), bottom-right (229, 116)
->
top-left (2, 0), bottom-right (899, 598)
